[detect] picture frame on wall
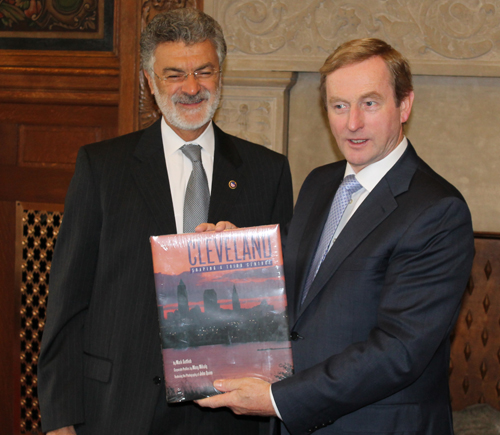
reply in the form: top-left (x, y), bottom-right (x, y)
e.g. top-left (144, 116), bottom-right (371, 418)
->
top-left (0, 0), bottom-right (114, 51)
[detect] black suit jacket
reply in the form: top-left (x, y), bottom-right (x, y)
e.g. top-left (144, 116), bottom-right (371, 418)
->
top-left (38, 120), bottom-right (293, 434)
top-left (272, 143), bottom-right (474, 435)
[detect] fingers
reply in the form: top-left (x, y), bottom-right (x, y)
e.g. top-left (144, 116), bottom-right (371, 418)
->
top-left (215, 221), bottom-right (237, 231)
top-left (195, 378), bottom-right (241, 409)
top-left (195, 223), bottom-right (216, 232)
top-left (195, 377), bottom-right (276, 417)
top-left (195, 393), bottom-right (234, 409)
top-left (195, 222), bottom-right (238, 233)
top-left (213, 378), bottom-right (241, 392)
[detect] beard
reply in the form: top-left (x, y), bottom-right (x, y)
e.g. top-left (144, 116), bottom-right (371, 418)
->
top-left (152, 80), bottom-right (221, 131)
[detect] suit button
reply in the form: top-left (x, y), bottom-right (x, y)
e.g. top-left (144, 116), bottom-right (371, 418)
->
top-left (290, 331), bottom-right (303, 341)
top-left (153, 376), bottom-right (162, 385)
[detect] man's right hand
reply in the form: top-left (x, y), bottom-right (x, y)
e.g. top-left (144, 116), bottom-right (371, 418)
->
top-left (195, 221), bottom-right (237, 232)
top-left (48, 426), bottom-right (77, 435)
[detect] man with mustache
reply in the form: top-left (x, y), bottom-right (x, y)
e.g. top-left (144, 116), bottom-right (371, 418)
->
top-left (37, 8), bottom-right (293, 435)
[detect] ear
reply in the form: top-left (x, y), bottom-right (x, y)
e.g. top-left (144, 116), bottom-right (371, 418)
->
top-left (399, 91), bottom-right (414, 124)
top-left (144, 70), bottom-right (155, 95)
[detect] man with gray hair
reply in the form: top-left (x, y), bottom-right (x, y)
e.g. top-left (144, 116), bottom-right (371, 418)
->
top-left (38, 8), bottom-right (292, 435)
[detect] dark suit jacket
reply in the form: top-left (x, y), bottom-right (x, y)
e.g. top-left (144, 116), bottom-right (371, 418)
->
top-left (38, 120), bottom-right (293, 434)
top-left (272, 143), bottom-right (474, 435)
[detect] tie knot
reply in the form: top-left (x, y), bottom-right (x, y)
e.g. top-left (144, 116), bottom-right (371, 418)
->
top-left (182, 144), bottom-right (202, 163)
top-left (341, 174), bottom-right (362, 195)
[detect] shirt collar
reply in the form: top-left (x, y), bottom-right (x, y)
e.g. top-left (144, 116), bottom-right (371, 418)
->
top-left (345, 136), bottom-right (408, 192)
top-left (161, 118), bottom-right (215, 157)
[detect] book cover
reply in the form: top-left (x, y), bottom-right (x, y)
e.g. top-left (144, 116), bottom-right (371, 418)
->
top-left (150, 224), bottom-right (293, 403)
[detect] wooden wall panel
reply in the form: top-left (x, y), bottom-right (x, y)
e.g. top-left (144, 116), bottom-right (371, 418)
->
top-left (18, 125), bottom-right (101, 168)
top-left (0, 1), bottom-right (203, 432)
top-left (0, 4), bottom-right (121, 434)
top-left (0, 124), bottom-right (19, 165)
top-left (0, 103), bottom-right (118, 170)
top-left (0, 201), bottom-right (17, 434)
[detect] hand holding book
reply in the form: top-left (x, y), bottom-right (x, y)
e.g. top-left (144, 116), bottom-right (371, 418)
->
top-left (195, 221), bottom-right (238, 232)
top-left (150, 224), bottom-right (293, 403)
top-left (195, 377), bottom-right (277, 417)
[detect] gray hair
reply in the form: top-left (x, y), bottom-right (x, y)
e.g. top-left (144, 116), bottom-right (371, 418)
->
top-left (140, 8), bottom-right (227, 74)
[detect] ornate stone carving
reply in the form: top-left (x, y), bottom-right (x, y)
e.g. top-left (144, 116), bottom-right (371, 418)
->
top-left (215, 99), bottom-right (273, 148)
top-left (141, 0), bottom-right (197, 28)
top-left (205, 0), bottom-right (500, 75)
top-left (214, 71), bottom-right (297, 154)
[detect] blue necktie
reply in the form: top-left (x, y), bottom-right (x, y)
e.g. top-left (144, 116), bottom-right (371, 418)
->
top-left (182, 144), bottom-right (210, 233)
top-left (301, 174), bottom-right (362, 304)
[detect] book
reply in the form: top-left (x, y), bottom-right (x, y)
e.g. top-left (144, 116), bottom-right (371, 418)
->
top-left (150, 224), bottom-right (293, 403)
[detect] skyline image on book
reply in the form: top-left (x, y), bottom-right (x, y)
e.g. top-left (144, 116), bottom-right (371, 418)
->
top-left (150, 225), bottom-right (293, 402)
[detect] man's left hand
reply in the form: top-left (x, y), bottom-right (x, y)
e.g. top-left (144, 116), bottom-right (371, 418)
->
top-left (195, 377), bottom-right (277, 417)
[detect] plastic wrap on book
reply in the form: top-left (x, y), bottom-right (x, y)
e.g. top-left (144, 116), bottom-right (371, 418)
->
top-left (150, 224), bottom-right (293, 403)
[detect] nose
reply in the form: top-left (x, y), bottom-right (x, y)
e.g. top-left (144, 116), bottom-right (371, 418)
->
top-left (347, 106), bottom-right (364, 131)
top-left (180, 73), bottom-right (202, 95)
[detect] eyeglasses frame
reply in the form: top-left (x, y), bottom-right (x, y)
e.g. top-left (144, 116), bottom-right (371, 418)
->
top-left (152, 68), bottom-right (222, 84)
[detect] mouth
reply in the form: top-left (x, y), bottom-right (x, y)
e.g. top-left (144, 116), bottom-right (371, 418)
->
top-left (348, 139), bottom-right (368, 145)
top-left (173, 92), bottom-right (210, 109)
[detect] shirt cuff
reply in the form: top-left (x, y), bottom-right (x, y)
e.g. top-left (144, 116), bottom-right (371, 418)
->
top-left (269, 384), bottom-right (283, 420)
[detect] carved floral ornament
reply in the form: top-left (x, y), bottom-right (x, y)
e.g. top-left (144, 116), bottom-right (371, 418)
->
top-left (141, 0), bottom-right (197, 29)
top-left (205, 0), bottom-right (500, 71)
top-left (0, 0), bottom-right (99, 32)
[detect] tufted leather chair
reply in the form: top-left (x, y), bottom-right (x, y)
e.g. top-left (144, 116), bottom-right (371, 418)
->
top-left (449, 233), bottom-right (500, 411)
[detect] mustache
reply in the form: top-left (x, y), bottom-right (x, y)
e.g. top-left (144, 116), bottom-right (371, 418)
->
top-left (172, 89), bottom-right (211, 105)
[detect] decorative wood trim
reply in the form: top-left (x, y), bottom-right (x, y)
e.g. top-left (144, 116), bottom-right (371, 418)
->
top-left (0, 90), bottom-right (119, 106)
top-left (117, 0), bottom-right (142, 135)
top-left (0, 201), bottom-right (17, 434)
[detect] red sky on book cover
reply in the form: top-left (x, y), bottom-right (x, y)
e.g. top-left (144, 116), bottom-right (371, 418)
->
top-left (150, 224), bottom-right (293, 403)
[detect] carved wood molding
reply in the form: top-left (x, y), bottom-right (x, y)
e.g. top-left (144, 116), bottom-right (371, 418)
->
top-left (205, 0), bottom-right (500, 76)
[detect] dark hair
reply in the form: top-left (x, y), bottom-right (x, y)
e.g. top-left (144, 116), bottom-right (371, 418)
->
top-left (140, 8), bottom-right (227, 73)
top-left (319, 38), bottom-right (413, 107)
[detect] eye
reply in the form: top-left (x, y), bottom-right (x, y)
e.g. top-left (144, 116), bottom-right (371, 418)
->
top-left (333, 103), bottom-right (346, 110)
top-left (196, 70), bottom-right (214, 79)
top-left (364, 100), bottom-right (381, 109)
top-left (163, 73), bottom-right (185, 82)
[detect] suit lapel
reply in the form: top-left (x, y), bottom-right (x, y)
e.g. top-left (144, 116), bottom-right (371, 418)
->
top-left (296, 144), bottom-right (420, 320)
top-left (289, 170), bottom-right (343, 320)
top-left (298, 179), bottom-right (398, 315)
top-left (130, 120), bottom-right (177, 235)
top-left (208, 124), bottom-right (244, 222)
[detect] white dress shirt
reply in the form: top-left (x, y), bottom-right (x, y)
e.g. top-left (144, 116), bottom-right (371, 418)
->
top-left (161, 118), bottom-right (215, 234)
top-left (329, 136), bottom-right (408, 246)
top-left (270, 136), bottom-right (409, 419)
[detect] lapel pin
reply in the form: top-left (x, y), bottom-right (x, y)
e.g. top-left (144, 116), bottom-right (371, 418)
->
top-left (228, 180), bottom-right (237, 189)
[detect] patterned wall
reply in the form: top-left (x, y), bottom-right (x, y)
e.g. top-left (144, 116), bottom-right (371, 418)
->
top-left (16, 203), bottom-right (63, 433)
top-left (206, 0), bottom-right (500, 75)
